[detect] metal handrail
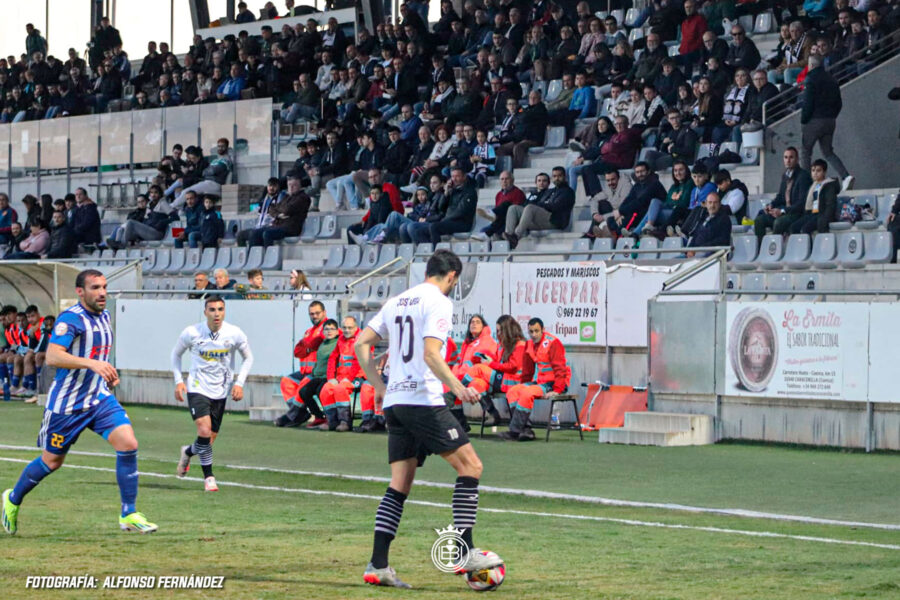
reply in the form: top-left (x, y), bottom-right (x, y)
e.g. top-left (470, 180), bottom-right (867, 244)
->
top-left (345, 256), bottom-right (405, 292)
top-left (661, 248), bottom-right (730, 292)
top-left (413, 246), bottom-right (731, 259)
top-left (110, 288), bottom-right (349, 297)
top-left (1, 257), bottom-right (136, 264)
top-left (660, 288), bottom-right (900, 297)
top-left (763, 29), bottom-right (900, 125)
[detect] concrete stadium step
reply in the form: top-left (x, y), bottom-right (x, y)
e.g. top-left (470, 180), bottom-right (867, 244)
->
top-left (249, 405), bottom-right (286, 422)
top-left (597, 412), bottom-right (714, 446)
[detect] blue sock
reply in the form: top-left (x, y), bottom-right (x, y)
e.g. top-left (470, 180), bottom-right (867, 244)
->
top-left (35, 365), bottom-right (42, 377)
top-left (116, 450), bottom-right (139, 517)
top-left (10, 457), bottom-right (53, 505)
top-left (0, 363), bottom-right (7, 382)
top-left (11, 374), bottom-right (20, 387)
top-left (23, 374), bottom-right (36, 390)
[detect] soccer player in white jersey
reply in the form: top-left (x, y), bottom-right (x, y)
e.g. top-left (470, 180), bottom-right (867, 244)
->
top-left (355, 249), bottom-right (502, 589)
top-left (2, 270), bottom-right (157, 535)
top-left (171, 296), bottom-right (253, 492)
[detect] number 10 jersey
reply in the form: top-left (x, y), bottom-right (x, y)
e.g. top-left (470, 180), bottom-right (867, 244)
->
top-left (367, 282), bottom-right (453, 409)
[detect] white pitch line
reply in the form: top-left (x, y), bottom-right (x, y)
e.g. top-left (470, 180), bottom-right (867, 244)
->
top-left (0, 443), bottom-right (897, 532)
top-left (0, 456), bottom-right (897, 552)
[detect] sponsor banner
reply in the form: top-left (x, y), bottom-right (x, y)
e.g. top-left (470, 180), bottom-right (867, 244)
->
top-left (409, 261), bottom-right (505, 341)
top-left (724, 302), bottom-right (868, 401)
top-left (506, 262), bottom-right (607, 345)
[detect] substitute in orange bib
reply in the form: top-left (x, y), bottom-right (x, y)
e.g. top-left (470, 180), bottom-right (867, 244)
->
top-left (500, 317), bottom-right (571, 441)
top-left (445, 315), bottom-right (498, 431)
top-left (276, 300), bottom-right (328, 427)
top-left (460, 315), bottom-right (526, 427)
top-left (318, 316), bottom-right (376, 432)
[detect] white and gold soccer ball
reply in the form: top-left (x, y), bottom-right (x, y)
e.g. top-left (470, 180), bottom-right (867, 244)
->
top-left (464, 550), bottom-right (506, 592)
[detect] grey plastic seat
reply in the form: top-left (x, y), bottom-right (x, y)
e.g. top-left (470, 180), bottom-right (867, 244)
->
top-left (435, 242), bottom-right (451, 252)
top-left (318, 214), bottom-right (339, 238)
top-left (182, 248), bottom-right (202, 274)
top-left (243, 246), bottom-right (264, 271)
top-left (755, 234), bottom-right (784, 269)
top-left (810, 233), bottom-right (838, 269)
top-left (835, 231), bottom-right (865, 268)
top-left (165, 248), bottom-right (186, 274)
top-left (308, 246), bottom-right (344, 275)
top-left (150, 249), bottom-right (171, 275)
top-left (300, 215), bottom-right (322, 242)
top-left (374, 244), bottom-right (397, 268)
top-left (388, 277), bottom-right (406, 298)
top-left (174, 277), bottom-right (191, 290)
top-left (638, 236), bottom-right (660, 260)
top-left (196, 248), bottom-right (216, 272)
top-left (829, 196), bottom-right (853, 231)
top-left (231, 246), bottom-right (249, 271)
top-left (100, 249), bottom-right (115, 266)
top-left (877, 194), bottom-right (895, 225)
top-left (414, 243), bottom-right (432, 261)
top-left (348, 282), bottom-right (371, 307)
top-left (261, 246), bottom-right (282, 270)
top-left (488, 240), bottom-right (509, 262)
top-left (213, 247), bottom-right (233, 270)
top-left (397, 243), bottom-right (415, 263)
top-left (794, 272), bottom-right (820, 292)
top-left (569, 238), bottom-right (591, 261)
top-left (783, 234), bottom-right (811, 268)
top-left (725, 272), bottom-right (739, 300)
top-left (742, 273), bottom-right (766, 300)
top-left (338, 244), bottom-right (362, 273)
top-left (141, 249), bottom-right (157, 272)
top-left (766, 272), bottom-right (793, 300)
top-left (143, 278), bottom-right (159, 293)
top-left (730, 234), bottom-right (758, 270)
top-left (470, 241), bottom-right (489, 261)
top-left (358, 244), bottom-right (380, 272)
top-left (364, 281), bottom-right (388, 310)
top-left (661, 236), bottom-right (684, 257)
top-left (451, 241), bottom-right (470, 261)
top-left (590, 237), bottom-right (614, 260)
top-left (612, 237), bottom-right (635, 261)
top-left (863, 231), bottom-right (892, 264)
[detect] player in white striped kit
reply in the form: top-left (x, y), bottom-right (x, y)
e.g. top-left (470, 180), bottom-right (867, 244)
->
top-left (171, 296), bottom-right (253, 492)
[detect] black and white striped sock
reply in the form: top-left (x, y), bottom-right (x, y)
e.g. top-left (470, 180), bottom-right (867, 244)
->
top-left (453, 476), bottom-right (479, 552)
top-left (371, 487), bottom-right (407, 569)
top-left (191, 436), bottom-right (213, 478)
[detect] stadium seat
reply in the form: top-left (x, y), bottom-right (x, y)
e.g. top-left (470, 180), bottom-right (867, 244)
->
top-left (183, 248), bottom-right (201, 274)
top-left (719, 141), bottom-right (739, 155)
top-left (365, 281), bottom-right (390, 310)
top-left (725, 272), bottom-right (739, 299)
top-left (877, 194), bottom-right (896, 225)
top-left (261, 246), bottom-right (282, 270)
top-left (591, 237), bottom-right (614, 259)
top-left (388, 277), bottom-right (406, 298)
top-left (397, 243), bottom-right (415, 264)
top-left (624, 7), bottom-right (641, 26)
top-left (231, 246), bottom-right (249, 271)
top-left (165, 249), bottom-right (186, 274)
top-left (755, 234), bottom-right (784, 269)
top-left (661, 236), bottom-right (684, 258)
top-left (730, 234), bottom-right (758, 270)
top-left (695, 144), bottom-right (714, 163)
top-left (668, 45), bottom-right (680, 57)
top-left (271, 278), bottom-right (284, 291)
top-left (569, 238), bottom-right (591, 261)
top-left (308, 246), bottom-right (344, 275)
top-left (638, 236), bottom-right (660, 259)
top-left (864, 231), bottom-right (893, 264)
top-left (470, 240), bottom-right (490, 261)
top-left (835, 232), bottom-right (865, 268)
top-left (349, 282), bottom-right (371, 307)
top-left (742, 273), bottom-right (766, 300)
top-left (140, 249), bottom-right (157, 272)
top-left (435, 242), bottom-right (451, 252)
top-left (100, 249), bottom-right (115, 266)
top-left (739, 146), bottom-right (760, 165)
top-left (532, 80), bottom-right (548, 99)
top-left (374, 244), bottom-right (397, 269)
top-left (810, 233), bottom-right (838, 269)
top-left (767, 272), bottom-right (793, 300)
top-left (794, 272), bottom-right (820, 292)
top-left (318, 214), bottom-right (339, 238)
top-left (489, 240), bottom-right (509, 262)
top-left (301, 216), bottom-right (322, 242)
top-left (783, 234), bottom-right (812, 268)
top-left (338, 244), bottom-right (362, 273)
top-left (738, 14), bottom-right (754, 31)
top-left (612, 236), bottom-right (635, 261)
top-left (854, 194), bottom-right (879, 229)
top-left (358, 244), bottom-right (380, 272)
top-left (545, 126), bottom-right (566, 149)
top-left (628, 28), bottom-right (644, 44)
top-left (151, 249), bottom-right (171, 275)
top-left (610, 9), bottom-right (625, 25)
top-left (243, 246), bottom-right (264, 271)
top-left (754, 11), bottom-right (774, 33)
top-left (545, 79), bottom-right (563, 102)
top-left (451, 241), bottom-right (470, 261)
top-left (414, 242), bottom-right (431, 261)
top-left (142, 278), bottom-right (159, 296)
top-left (212, 247), bottom-right (233, 271)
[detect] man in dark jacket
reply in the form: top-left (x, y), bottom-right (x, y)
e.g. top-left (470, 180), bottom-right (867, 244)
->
top-left (789, 159), bottom-right (840, 235)
top-left (646, 109), bottom-right (699, 171)
top-left (46, 211), bottom-right (76, 259)
top-left (725, 24), bottom-right (761, 73)
top-left (800, 54), bottom-right (852, 190)
top-left (426, 167), bottom-right (477, 245)
top-left (625, 33), bottom-right (667, 87)
top-left (753, 146), bottom-right (812, 244)
top-left (70, 187), bottom-right (101, 246)
top-left (743, 69), bottom-right (779, 123)
top-left (347, 182), bottom-right (395, 245)
top-left (382, 126), bottom-right (412, 186)
top-left (505, 167), bottom-right (575, 249)
top-left (698, 31), bottom-right (729, 76)
top-left (496, 90), bottom-right (548, 168)
top-left (247, 173), bottom-right (310, 246)
top-left (607, 162), bottom-right (667, 237)
top-left (687, 192), bottom-right (731, 255)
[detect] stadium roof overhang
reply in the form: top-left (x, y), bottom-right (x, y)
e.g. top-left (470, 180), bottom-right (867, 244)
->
top-left (0, 262), bottom-right (83, 316)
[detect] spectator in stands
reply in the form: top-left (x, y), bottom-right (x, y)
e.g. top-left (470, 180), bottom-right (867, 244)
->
top-left (412, 166), bottom-right (476, 245)
top-left (654, 58), bottom-right (687, 106)
top-left (607, 162), bottom-right (667, 238)
top-left (472, 170), bottom-right (526, 241)
top-left (621, 87), bottom-right (647, 129)
top-left (71, 187), bottom-right (101, 247)
top-left (800, 54), bottom-right (854, 191)
top-left (347, 181), bottom-right (398, 245)
top-left (578, 115), bottom-right (642, 197)
top-left (172, 139), bottom-right (233, 209)
top-left (715, 169), bottom-right (749, 223)
top-left (743, 69), bottom-right (779, 125)
top-left (644, 109), bottom-right (699, 171)
top-left (46, 210), bottom-right (76, 259)
top-left (113, 185), bottom-right (172, 247)
top-left (247, 173), bottom-right (310, 247)
top-left (106, 194), bottom-right (148, 248)
top-left (715, 69), bottom-right (754, 143)
top-left (305, 130), bottom-right (348, 208)
top-left (691, 76), bottom-right (724, 142)
top-left (239, 178), bottom-right (285, 247)
top-left (768, 21), bottom-right (811, 84)
top-left (198, 195), bottom-right (224, 249)
top-left (326, 129), bottom-right (381, 210)
top-left (64, 194), bottom-right (76, 223)
top-left (0, 194), bottom-right (18, 245)
top-left (216, 63), bottom-right (247, 101)
top-left (188, 272), bottom-right (214, 299)
top-left (726, 23), bottom-right (762, 73)
top-left (213, 268), bottom-right (238, 299)
top-left (242, 269), bottom-right (272, 300)
top-left (505, 167), bottom-right (575, 249)
top-left (236, 1), bottom-right (256, 23)
top-left (643, 160), bottom-right (695, 237)
top-left (549, 72), bottom-right (596, 134)
top-left (567, 117), bottom-right (615, 186)
top-left (753, 147), bottom-right (812, 244)
top-left (500, 317), bottom-right (570, 442)
top-left (679, 0), bottom-right (708, 73)
top-left (383, 126), bottom-right (412, 186)
top-left (495, 90), bottom-right (548, 168)
top-left (677, 163), bottom-right (718, 237)
top-left (583, 169), bottom-right (633, 239)
top-left (624, 33), bottom-right (666, 88)
top-left (25, 24), bottom-right (47, 59)
top-left (3, 222), bottom-right (25, 256)
top-left (790, 159), bottom-right (840, 234)
top-left (699, 30), bottom-right (729, 76)
top-left (174, 191), bottom-right (202, 249)
top-left (686, 192), bottom-right (731, 256)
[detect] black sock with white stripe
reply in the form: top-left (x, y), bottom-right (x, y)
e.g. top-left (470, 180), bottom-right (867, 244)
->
top-left (371, 487), bottom-right (407, 569)
top-left (191, 436), bottom-right (213, 478)
top-left (453, 476), bottom-right (479, 553)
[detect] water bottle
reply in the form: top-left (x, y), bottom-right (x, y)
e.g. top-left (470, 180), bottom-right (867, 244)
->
top-left (550, 406), bottom-right (560, 430)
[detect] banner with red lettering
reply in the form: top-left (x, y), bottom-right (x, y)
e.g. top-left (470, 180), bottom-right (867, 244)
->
top-left (723, 302), bottom-right (868, 401)
top-left (506, 262), bottom-right (607, 345)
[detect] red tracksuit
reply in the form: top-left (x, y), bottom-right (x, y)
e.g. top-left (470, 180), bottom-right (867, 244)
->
top-left (507, 333), bottom-right (571, 412)
top-left (462, 340), bottom-right (526, 395)
top-left (319, 329), bottom-right (376, 416)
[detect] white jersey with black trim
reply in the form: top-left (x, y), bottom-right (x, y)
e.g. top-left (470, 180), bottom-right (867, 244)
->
top-left (171, 321), bottom-right (253, 399)
top-left (367, 281), bottom-right (453, 408)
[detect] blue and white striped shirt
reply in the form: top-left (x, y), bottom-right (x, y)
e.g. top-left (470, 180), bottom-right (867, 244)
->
top-left (45, 303), bottom-right (114, 414)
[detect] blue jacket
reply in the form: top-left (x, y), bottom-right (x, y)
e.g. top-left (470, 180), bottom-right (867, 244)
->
top-left (182, 204), bottom-right (202, 234)
top-left (200, 208), bottom-right (225, 247)
top-left (569, 86), bottom-right (596, 119)
top-left (71, 202), bottom-right (101, 244)
top-left (217, 76), bottom-right (247, 101)
top-left (0, 206), bottom-right (18, 238)
top-left (688, 181), bottom-right (717, 210)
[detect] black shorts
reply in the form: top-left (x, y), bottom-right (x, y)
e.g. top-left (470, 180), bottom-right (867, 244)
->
top-left (187, 393), bottom-right (227, 433)
top-left (385, 405), bottom-right (470, 466)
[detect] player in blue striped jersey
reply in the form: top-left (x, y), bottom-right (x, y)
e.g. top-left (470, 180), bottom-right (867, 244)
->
top-left (1, 270), bottom-right (157, 535)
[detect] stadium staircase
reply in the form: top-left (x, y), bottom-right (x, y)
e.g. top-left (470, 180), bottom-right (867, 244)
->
top-left (598, 412), bottom-right (715, 446)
